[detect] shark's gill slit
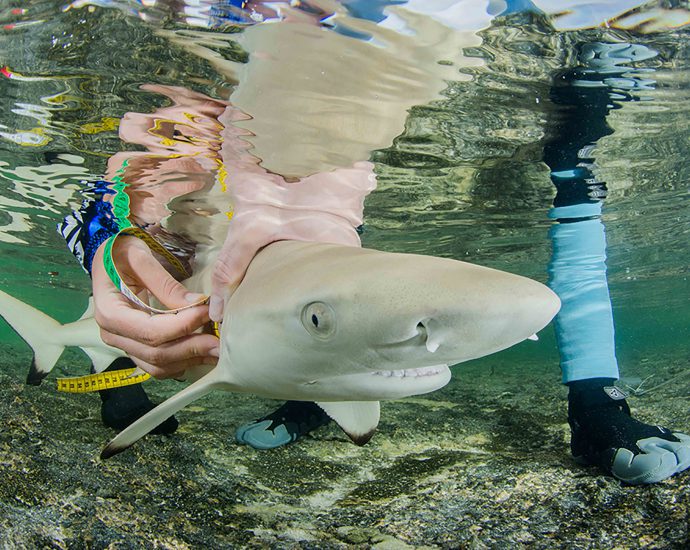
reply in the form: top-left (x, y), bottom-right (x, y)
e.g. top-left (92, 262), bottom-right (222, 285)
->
top-left (415, 319), bottom-right (439, 353)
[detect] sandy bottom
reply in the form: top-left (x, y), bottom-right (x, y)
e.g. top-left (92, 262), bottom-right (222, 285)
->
top-left (0, 345), bottom-right (688, 549)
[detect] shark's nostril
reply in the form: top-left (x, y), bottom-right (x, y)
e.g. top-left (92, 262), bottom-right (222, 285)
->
top-left (417, 319), bottom-right (441, 353)
top-left (414, 320), bottom-right (431, 352)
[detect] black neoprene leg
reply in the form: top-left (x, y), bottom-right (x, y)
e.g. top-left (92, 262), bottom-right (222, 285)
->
top-left (98, 357), bottom-right (178, 435)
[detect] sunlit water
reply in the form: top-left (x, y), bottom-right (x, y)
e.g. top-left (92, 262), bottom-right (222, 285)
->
top-left (0, 0), bottom-right (690, 548)
top-left (1, 1), bottom-right (687, 369)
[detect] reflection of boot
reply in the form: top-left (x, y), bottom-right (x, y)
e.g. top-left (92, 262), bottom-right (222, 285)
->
top-left (577, 42), bottom-right (658, 72)
top-left (235, 401), bottom-right (331, 450)
top-left (488, 0), bottom-right (543, 17)
top-left (544, 42), bottom-right (658, 193)
top-left (98, 357), bottom-right (178, 435)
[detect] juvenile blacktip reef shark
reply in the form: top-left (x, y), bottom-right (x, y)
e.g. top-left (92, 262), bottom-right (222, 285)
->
top-left (0, 239), bottom-right (560, 457)
top-left (0, 93), bottom-right (559, 458)
top-left (100, 239), bottom-right (560, 458)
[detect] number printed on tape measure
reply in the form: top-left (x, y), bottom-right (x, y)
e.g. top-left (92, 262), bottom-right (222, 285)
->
top-left (57, 368), bottom-right (151, 393)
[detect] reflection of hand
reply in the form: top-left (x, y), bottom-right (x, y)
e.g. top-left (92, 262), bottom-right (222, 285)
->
top-left (208, 161), bottom-right (376, 321)
top-left (92, 237), bottom-right (220, 378)
top-left (119, 84), bottom-right (228, 156)
top-left (106, 152), bottom-right (215, 228)
top-left (104, 84), bottom-right (229, 229)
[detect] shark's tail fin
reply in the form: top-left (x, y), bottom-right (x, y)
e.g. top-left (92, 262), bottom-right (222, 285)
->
top-left (101, 367), bottom-right (227, 459)
top-left (0, 288), bottom-right (65, 385)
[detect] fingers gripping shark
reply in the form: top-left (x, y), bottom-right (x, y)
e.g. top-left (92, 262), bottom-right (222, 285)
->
top-left (103, 239), bottom-right (560, 457)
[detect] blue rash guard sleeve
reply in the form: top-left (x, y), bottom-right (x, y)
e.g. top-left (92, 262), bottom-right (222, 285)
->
top-left (547, 204), bottom-right (619, 383)
top-left (58, 180), bottom-right (120, 276)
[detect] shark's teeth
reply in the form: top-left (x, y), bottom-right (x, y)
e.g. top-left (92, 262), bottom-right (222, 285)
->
top-left (373, 366), bottom-right (445, 378)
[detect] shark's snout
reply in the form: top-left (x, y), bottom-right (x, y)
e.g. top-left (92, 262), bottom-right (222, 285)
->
top-left (370, 265), bottom-right (560, 371)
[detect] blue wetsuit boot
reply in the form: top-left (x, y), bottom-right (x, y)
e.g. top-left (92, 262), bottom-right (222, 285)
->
top-left (546, 42), bottom-right (690, 484)
top-left (236, 401), bottom-right (331, 450)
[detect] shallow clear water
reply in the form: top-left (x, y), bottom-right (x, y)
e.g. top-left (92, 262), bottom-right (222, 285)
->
top-left (1, 1), bottom-right (687, 358)
top-left (0, 1), bottom-right (688, 546)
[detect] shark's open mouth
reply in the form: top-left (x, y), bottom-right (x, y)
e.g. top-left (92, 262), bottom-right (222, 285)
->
top-left (372, 365), bottom-right (447, 378)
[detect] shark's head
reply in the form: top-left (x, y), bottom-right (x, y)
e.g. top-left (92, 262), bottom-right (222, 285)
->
top-left (221, 241), bottom-right (560, 402)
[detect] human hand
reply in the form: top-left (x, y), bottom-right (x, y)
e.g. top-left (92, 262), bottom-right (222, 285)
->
top-left (92, 236), bottom-right (220, 379)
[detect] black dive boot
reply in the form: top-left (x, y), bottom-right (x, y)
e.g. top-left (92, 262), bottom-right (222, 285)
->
top-left (568, 378), bottom-right (690, 484)
top-left (98, 357), bottom-right (178, 435)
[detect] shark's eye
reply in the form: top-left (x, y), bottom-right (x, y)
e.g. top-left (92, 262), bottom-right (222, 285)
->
top-left (301, 302), bottom-right (336, 340)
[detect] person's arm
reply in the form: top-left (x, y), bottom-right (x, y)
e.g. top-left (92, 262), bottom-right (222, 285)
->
top-left (59, 181), bottom-right (219, 378)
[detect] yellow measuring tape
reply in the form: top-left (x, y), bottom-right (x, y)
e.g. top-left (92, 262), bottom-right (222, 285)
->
top-left (55, 227), bottom-right (209, 393)
top-left (102, 226), bottom-right (209, 314)
top-left (57, 368), bottom-right (151, 394)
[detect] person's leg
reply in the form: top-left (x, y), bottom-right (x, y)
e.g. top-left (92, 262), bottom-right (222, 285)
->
top-left (545, 42), bottom-right (690, 484)
top-left (98, 357), bottom-right (179, 435)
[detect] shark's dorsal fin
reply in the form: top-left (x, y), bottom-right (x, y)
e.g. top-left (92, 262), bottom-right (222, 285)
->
top-left (316, 401), bottom-right (380, 446)
top-left (101, 367), bottom-right (230, 459)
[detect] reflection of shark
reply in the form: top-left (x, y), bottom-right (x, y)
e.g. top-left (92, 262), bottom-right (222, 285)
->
top-left (100, 239), bottom-right (560, 458)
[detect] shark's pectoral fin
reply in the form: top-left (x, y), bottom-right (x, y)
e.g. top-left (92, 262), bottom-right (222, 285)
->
top-left (101, 366), bottom-right (230, 459)
top-left (316, 401), bottom-right (380, 446)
